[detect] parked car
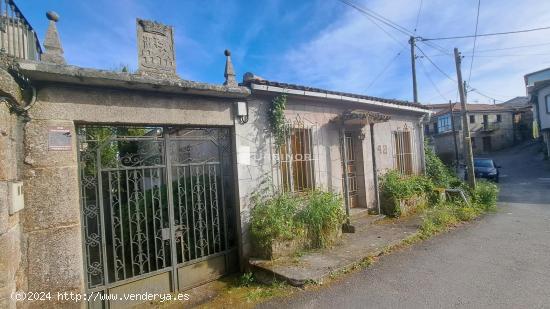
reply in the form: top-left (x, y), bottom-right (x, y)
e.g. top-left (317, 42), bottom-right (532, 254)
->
top-left (465, 158), bottom-right (501, 182)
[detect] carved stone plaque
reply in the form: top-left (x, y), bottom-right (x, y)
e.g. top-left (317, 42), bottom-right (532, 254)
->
top-left (136, 18), bottom-right (177, 78)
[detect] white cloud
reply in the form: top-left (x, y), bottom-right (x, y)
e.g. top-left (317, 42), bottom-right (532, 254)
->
top-left (268, 0), bottom-right (550, 104)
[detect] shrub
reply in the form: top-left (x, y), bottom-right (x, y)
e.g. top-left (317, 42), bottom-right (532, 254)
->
top-left (424, 140), bottom-right (458, 188)
top-left (472, 180), bottom-right (499, 211)
top-left (249, 193), bottom-right (304, 252)
top-left (379, 170), bottom-right (433, 216)
top-left (249, 189), bottom-right (346, 257)
top-left (297, 190), bottom-right (345, 248)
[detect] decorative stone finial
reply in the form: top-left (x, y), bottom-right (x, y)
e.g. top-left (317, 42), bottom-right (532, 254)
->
top-left (224, 49), bottom-right (237, 87)
top-left (46, 11), bottom-right (59, 22)
top-left (41, 11), bottom-right (66, 64)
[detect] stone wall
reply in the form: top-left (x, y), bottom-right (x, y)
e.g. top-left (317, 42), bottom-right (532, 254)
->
top-left (0, 70), bottom-right (25, 309)
top-left (20, 83), bottom-right (238, 307)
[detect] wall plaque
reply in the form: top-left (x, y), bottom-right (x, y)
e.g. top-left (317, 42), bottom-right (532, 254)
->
top-left (48, 127), bottom-right (72, 151)
top-left (136, 18), bottom-right (177, 78)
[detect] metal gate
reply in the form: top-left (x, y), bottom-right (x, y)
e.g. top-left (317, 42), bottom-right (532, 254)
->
top-left (77, 126), bottom-right (237, 306)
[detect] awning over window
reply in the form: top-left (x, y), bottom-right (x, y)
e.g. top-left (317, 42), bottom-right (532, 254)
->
top-left (331, 110), bottom-right (391, 126)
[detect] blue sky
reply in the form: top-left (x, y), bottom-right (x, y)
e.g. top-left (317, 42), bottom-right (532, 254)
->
top-left (17, 0), bottom-right (550, 103)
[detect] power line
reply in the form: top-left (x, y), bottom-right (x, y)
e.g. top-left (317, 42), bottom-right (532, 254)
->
top-left (418, 58), bottom-right (449, 101)
top-left (366, 46), bottom-right (406, 90)
top-left (420, 25), bottom-right (550, 41)
top-left (467, 0), bottom-right (481, 84)
top-left (416, 45), bottom-right (456, 82)
top-left (337, 0), bottom-right (413, 37)
top-left (413, 0), bottom-right (423, 32)
top-left (473, 41), bottom-right (550, 53)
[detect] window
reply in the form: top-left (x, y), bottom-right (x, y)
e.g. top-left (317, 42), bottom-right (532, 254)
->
top-left (546, 95), bottom-right (550, 114)
top-left (471, 137), bottom-right (476, 148)
top-left (469, 115), bottom-right (475, 123)
top-left (437, 114), bottom-right (452, 133)
top-left (496, 114), bottom-right (502, 122)
top-left (278, 128), bottom-right (315, 192)
top-left (393, 130), bottom-right (414, 175)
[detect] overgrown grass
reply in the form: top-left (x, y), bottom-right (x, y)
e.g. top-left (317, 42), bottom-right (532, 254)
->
top-left (249, 189), bottom-right (345, 256)
top-left (379, 170), bottom-right (433, 217)
top-left (249, 193), bottom-right (304, 253)
top-left (297, 190), bottom-right (345, 248)
top-left (419, 180), bottom-right (499, 237)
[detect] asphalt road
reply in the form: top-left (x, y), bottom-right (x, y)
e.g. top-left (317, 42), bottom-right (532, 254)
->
top-left (259, 142), bottom-right (550, 309)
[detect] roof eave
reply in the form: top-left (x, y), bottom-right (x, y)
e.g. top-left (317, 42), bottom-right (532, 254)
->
top-left (250, 83), bottom-right (432, 114)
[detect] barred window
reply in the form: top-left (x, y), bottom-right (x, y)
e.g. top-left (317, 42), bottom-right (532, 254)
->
top-left (393, 130), bottom-right (414, 175)
top-left (278, 128), bottom-right (316, 192)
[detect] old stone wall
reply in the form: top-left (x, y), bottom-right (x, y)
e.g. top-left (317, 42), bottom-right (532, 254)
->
top-left (19, 83), bottom-right (237, 306)
top-left (0, 70), bottom-right (25, 309)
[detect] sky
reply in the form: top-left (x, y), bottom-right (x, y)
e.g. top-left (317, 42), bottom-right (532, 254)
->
top-left (16, 0), bottom-right (550, 104)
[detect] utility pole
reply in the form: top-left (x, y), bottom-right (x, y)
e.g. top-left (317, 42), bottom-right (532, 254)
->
top-left (454, 48), bottom-right (476, 188)
top-left (449, 100), bottom-right (460, 174)
top-left (409, 36), bottom-right (418, 103)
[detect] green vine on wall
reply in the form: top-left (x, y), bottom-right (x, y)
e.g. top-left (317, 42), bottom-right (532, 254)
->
top-left (269, 94), bottom-right (288, 147)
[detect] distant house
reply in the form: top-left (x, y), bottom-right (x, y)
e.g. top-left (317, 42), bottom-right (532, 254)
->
top-left (425, 103), bottom-right (518, 164)
top-left (525, 68), bottom-right (550, 157)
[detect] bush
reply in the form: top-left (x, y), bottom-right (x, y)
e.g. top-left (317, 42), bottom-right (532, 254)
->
top-left (472, 180), bottom-right (499, 211)
top-left (249, 190), bottom-right (346, 257)
top-left (424, 141), bottom-right (458, 188)
top-left (297, 190), bottom-right (345, 248)
top-left (379, 170), bottom-right (433, 216)
top-left (249, 193), bottom-right (304, 252)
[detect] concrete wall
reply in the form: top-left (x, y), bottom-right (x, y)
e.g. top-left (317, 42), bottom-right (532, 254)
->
top-left (235, 93), bottom-right (426, 259)
top-left (0, 71), bottom-right (25, 309)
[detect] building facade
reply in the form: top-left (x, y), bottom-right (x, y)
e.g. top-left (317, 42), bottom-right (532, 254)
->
top-left (0, 5), bottom-right (431, 308)
top-left (525, 68), bottom-right (550, 158)
top-left (425, 103), bottom-right (517, 164)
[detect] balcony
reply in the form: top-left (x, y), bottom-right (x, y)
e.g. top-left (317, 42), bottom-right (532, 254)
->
top-left (480, 122), bottom-right (500, 132)
top-left (0, 0), bottom-right (42, 60)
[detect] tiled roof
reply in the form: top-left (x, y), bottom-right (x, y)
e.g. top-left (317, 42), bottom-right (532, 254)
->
top-left (242, 75), bottom-right (430, 110)
top-left (429, 103), bottom-right (512, 117)
top-left (498, 96), bottom-right (530, 109)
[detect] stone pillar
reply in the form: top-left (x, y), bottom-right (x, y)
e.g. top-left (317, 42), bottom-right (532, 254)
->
top-left (0, 67), bottom-right (24, 309)
top-left (22, 119), bottom-right (85, 308)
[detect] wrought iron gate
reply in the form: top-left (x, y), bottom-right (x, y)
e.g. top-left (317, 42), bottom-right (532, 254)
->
top-left (77, 126), bottom-right (237, 303)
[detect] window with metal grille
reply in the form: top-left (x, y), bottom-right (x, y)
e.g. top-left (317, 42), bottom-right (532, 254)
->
top-left (393, 130), bottom-right (414, 175)
top-left (278, 127), bottom-right (316, 192)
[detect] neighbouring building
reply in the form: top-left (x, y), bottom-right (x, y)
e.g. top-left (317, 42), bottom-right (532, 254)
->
top-left (425, 102), bottom-right (518, 164)
top-left (0, 3), bottom-right (431, 308)
top-left (525, 68), bottom-right (550, 158)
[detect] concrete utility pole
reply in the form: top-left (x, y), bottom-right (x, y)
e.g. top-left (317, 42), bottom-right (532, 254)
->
top-left (409, 36), bottom-right (418, 103)
top-left (449, 100), bottom-right (460, 174)
top-left (453, 48), bottom-right (476, 188)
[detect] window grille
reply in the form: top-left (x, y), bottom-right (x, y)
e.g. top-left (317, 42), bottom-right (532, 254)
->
top-left (275, 118), bottom-right (317, 193)
top-left (393, 129), bottom-right (414, 175)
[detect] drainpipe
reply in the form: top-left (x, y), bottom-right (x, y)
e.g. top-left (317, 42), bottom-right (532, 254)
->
top-left (369, 123), bottom-right (381, 215)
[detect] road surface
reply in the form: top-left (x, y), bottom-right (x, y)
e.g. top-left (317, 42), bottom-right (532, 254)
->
top-left (258, 142), bottom-right (550, 309)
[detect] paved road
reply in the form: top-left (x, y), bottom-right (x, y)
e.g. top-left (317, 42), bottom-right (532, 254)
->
top-left (259, 142), bottom-right (550, 309)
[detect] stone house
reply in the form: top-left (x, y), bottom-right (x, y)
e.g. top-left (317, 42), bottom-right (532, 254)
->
top-left (425, 103), bottom-right (517, 165)
top-left (0, 5), bottom-right (430, 308)
top-left (525, 68), bottom-right (550, 158)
